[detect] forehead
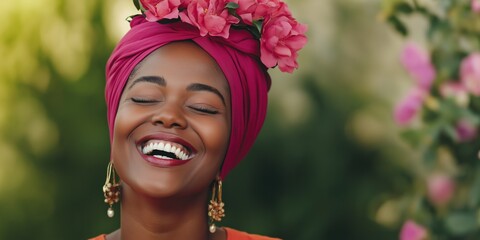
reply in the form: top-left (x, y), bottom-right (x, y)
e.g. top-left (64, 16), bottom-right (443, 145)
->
top-left (127, 41), bottom-right (229, 92)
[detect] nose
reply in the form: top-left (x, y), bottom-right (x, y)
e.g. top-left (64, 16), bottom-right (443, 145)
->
top-left (151, 103), bottom-right (187, 129)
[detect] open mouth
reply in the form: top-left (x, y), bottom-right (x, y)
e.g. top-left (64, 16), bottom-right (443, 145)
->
top-left (141, 140), bottom-right (192, 161)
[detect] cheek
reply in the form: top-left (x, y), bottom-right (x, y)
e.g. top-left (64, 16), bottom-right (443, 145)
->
top-left (197, 117), bottom-right (230, 158)
top-left (113, 109), bottom-right (131, 143)
top-left (111, 106), bottom-right (149, 181)
top-left (112, 105), bottom-right (145, 148)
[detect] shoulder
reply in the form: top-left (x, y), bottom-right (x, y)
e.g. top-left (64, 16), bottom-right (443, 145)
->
top-left (224, 227), bottom-right (281, 240)
top-left (87, 234), bottom-right (106, 240)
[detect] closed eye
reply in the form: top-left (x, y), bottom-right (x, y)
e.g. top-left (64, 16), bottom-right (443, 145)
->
top-left (131, 97), bottom-right (159, 104)
top-left (188, 105), bottom-right (219, 114)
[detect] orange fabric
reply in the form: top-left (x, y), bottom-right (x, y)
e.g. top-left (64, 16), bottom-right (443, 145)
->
top-left (89, 228), bottom-right (280, 240)
top-left (225, 227), bottom-right (280, 240)
top-left (88, 234), bottom-right (106, 240)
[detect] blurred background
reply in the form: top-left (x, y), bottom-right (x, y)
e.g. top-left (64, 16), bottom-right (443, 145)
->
top-left (0, 0), bottom-right (423, 239)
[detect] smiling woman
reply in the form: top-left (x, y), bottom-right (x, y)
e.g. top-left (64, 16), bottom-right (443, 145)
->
top-left (90, 0), bottom-right (306, 240)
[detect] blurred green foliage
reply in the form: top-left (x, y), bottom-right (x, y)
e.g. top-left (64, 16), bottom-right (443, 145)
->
top-left (0, 0), bottom-right (416, 239)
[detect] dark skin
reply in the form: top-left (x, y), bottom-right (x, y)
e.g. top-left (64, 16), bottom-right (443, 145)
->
top-left (107, 41), bottom-right (231, 240)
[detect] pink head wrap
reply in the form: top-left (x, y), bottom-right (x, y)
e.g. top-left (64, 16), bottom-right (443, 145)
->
top-left (106, 15), bottom-right (271, 179)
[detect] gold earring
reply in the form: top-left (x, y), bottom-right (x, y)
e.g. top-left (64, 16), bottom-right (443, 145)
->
top-left (103, 161), bottom-right (120, 218)
top-left (208, 176), bottom-right (225, 233)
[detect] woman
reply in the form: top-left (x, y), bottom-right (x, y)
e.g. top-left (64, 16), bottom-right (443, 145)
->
top-left (91, 0), bottom-right (306, 239)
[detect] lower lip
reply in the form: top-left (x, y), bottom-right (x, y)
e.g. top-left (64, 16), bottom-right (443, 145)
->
top-left (141, 154), bottom-right (191, 167)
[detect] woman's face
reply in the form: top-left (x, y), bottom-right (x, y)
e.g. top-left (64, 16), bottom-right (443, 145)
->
top-left (112, 41), bottom-right (231, 198)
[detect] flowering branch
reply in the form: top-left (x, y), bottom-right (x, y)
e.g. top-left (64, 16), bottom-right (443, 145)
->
top-left (380, 0), bottom-right (480, 238)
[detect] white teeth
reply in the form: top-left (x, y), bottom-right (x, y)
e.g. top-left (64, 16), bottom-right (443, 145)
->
top-left (142, 141), bottom-right (190, 160)
top-left (175, 148), bottom-right (181, 156)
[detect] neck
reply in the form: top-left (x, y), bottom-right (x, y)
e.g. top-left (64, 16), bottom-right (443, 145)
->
top-left (117, 184), bottom-right (211, 240)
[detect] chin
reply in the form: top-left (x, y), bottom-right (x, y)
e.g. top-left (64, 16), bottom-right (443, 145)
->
top-left (116, 153), bottom-right (216, 200)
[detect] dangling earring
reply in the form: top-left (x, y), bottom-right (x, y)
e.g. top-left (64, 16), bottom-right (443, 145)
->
top-left (208, 176), bottom-right (225, 233)
top-left (103, 161), bottom-right (120, 218)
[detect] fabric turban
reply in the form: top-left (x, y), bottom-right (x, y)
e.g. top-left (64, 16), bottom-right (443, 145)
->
top-left (105, 15), bottom-right (271, 179)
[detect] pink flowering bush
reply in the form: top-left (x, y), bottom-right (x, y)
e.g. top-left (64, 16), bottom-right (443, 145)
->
top-left (394, 88), bottom-right (425, 125)
top-left (460, 53), bottom-right (480, 96)
top-left (401, 42), bottom-right (436, 90)
top-left (473, 0), bottom-right (480, 13)
top-left (399, 220), bottom-right (428, 240)
top-left (135, 0), bottom-right (307, 73)
top-left (382, 0), bottom-right (480, 238)
top-left (439, 82), bottom-right (469, 107)
top-left (455, 119), bottom-right (478, 142)
top-left (427, 174), bottom-right (455, 206)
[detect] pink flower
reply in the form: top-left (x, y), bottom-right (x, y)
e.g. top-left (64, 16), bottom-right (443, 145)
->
top-left (231, 0), bottom-right (257, 24)
top-left (141, 0), bottom-right (183, 21)
top-left (460, 53), bottom-right (480, 96)
top-left (260, 12), bottom-right (307, 73)
top-left (439, 82), bottom-right (469, 107)
top-left (254, 0), bottom-right (283, 21)
top-left (180, 0), bottom-right (192, 7)
top-left (179, 0), bottom-right (240, 38)
top-left (472, 0), bottom-right (480, 13)
top-left (394, 88), bottom-right (426, 126)
top-left (400, 220), bottom-right (428, 240)
top-left (401, 42), bottom-right (436, 90)
top-left (427, 174), bottom-right (455, 206)
top-left (455, 119), bottom-right (477, 142)
top-left (230, 0), bottom-right (283, 25)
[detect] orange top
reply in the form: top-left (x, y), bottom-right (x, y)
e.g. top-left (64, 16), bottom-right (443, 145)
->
top-left (224, 227), bottom-right (280, 240)
top-left (89, 227), bottom-right (280, 240)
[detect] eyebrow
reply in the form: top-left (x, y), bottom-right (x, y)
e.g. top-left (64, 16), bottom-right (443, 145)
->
top-left (186, 83), bottom-right (226, 105)
top-left (128, 76), bottom-right (166, 89)
top-left (128, 76), bottom-right (226, 105)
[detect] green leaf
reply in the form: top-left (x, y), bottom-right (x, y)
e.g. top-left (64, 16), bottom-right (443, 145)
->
top-left (427, 15), bottom-right (445, 41)
top-left (445, 212), bottom-right (477, 236)
top-left (133, 0), bottom-right (141, 11)
top-left (253, 20), bottom-right (263, 34)
top-left (400, 129), bottom-right (423, 147)
top-left (438, 0), bottom-right (453, 11)
top-left (471, 96), bottom-right (480, 112)
top-left (443, 125), bottom-right (458, 142)
top-left (428, 121), bottom-right (443, 141)
top-left (394, 2), bottom-right (414, 14)
top-left (416, 6), bottom-right (432, 17)
top-left (423, 145), bottom-right (438, 168)
top-left (460, 108), bottom-right (480, 125)
top-left (469, 167), bottom-right (480, 207)
top-left (387, 16), bottom-right (408, 36)
top-left (224, 2), bottom-right (240, 20)
top-left (225, 2), bottom-right (239, 10)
